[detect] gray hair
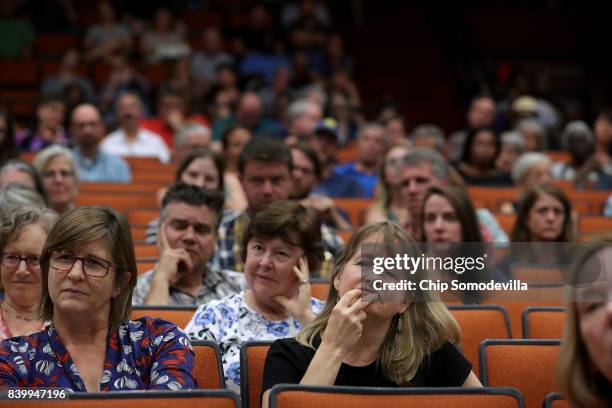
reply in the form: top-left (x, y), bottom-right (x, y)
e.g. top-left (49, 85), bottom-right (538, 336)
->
top-left (511, 152), bottom-right (552, 184)
top-left (400, 147), bottom-right (450, 182)
top-left (174, 124), bottom-right (211, 148)
top-left (0, 205), bottom-right (58, 252)
top-left (561, 120), bottom-right (594, 149)
top-left (412, 124), bottom-right (445, 152)
top-left (287, 99), bottom-right (320, 122)
top-left (0, 183), bottom-right (46, 210)
top-left (500, 131), bottom-right (525, 153)
top-left (515, 119), bottom-right (547, 150)
top-left (299, 84), bottom-right (328, 108)
top-left (32, 145), bottom-right (78, 178)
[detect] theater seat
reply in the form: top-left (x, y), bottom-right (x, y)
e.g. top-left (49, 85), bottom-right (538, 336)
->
top-left (543, 392), bottom-right (570, 408)
top-left (192, 340), bottom-right (225, 389)
top-left (131, 306), bottom-right (196, 329)
top-left (522, 307), bottom-right (565, 339)
top-left (268, 385), bottom-right (525, 408)
top-left (240, 341), bottom-right (273, 408)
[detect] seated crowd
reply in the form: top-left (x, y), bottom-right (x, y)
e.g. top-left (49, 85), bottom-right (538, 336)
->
top-left (0, 1), bottom-right (610, 407)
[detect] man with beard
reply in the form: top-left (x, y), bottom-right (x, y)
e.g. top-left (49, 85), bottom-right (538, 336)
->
top-left (332, 123), bottom-right (388, 198)
top-left (133, 184), bottom-right (245, 306)
top-left (70, 103), bottom-right (131, 182)
top-left (101, 92), bottom-right (170, 163)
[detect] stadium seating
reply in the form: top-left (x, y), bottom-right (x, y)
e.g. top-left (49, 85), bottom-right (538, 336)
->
top-left (240, 341), bottom-right (274, 408)
top-left (192, 340), bottom-right (226, 389)
top-left (268, 385), bottom-right (525, 408)
top-left (479, 339), bottom-right (561, 408)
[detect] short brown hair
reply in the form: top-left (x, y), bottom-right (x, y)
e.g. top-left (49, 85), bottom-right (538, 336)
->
top-left (511, 183), bottom-right (574, 242)
top-left (241, 200), bottom-right (324, 274)
top-left (39, 206), bottom-right (137, 328)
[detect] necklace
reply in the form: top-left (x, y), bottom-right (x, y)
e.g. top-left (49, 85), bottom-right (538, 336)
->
top-left (0, 301), bottom-right (37, 321)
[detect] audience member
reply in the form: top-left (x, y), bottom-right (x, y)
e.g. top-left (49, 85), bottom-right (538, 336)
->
top-left (262, 222), bottom-right (481, 408)
top-left (83, 1), bottom-right (131, 62)
top-left (398, 147), bottom-right (508, 242)
top-left (141, 87), bottom-right (209, 148)
top-left (220, 125), bottom-right (250, 212)
top-left (0, 207), bottom-right (196, 390)
top-left (291, 143), bottom-right (351, 231)
top-left (101, 92), bottom-right (169, 162)
top-left (496, 131), bottom-right (525, 173)
top-left (447, 95), bottom-right (496, 162)
top-left (328, 90), bottom-right (358, 146)
top-left (551, 121), bottom-right (599, 186)
top-left (557, 239), bottom-right (612, 408)
top-left (593, 109), bottom-right (612, 167)
top-left (0, 206), bottom-right (58, 340)
top-left (185, 201), bottom-right (325, 393)
top-left (286, 99), bottom-right (323, 140)
top-left (191, 27), bottom-right (234, 84)
top-left (70, 103), bottom-right (132, 182)
top-left (172, 124), bottom-right (213, 163)
top-left (412, 124), bottom-right (445, 154)
top-left (455, 127), bottom-right (513, 186)
top-left (213, 91), bottom-right (280, 139)
top-left (15, 94), bottom-right (68, 152)
top-left (383, 115), bottom-right (409, 147)
top-left (365, 144), bottom-right (411, 230)
top-left (40, 48), bottom-right (96, 102)
top-left (0, 159), bottom-right (47, 203)
top-left (0, 111), bottom-right (17, 167)
top-left (500, 152), bottom-right (553, 214)
top-left (133, 184), bottom-right (244, 306)
top-left (515, 118), bottom-right (547, 152)
top-left (333, 123), bottom-right (388, 198)
top-left (33, 145), bottom-right (79, 214)
top-left (211, 137), bottom-right (343, 273)
top-left (141, 7), bottom-right (190, 63)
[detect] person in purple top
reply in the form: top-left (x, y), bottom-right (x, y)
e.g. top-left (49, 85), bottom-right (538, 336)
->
top-left (0, 206), bottom-right (196, 391)
top-left (15, 95), bottom-right (69, 152)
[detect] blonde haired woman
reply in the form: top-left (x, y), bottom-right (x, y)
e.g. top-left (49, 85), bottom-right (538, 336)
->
top-left (261, 222), bottom-right (481, 407)
top-left (557, 239), bottom-right (612, 408)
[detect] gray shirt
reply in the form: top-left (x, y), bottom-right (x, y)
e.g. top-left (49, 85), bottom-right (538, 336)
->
top-left (132, 266), bottom-right (246, 306)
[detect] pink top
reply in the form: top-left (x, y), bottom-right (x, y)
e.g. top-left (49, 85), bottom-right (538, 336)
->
top-left (0, 306), bottom-right (46, 342)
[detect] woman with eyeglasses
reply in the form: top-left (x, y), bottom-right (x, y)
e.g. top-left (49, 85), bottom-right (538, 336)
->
top-left (0, 206), bottom-right (58, 341)
top-left (0, 207), bottom-right (196, 391)
top-left (33, 145), bottom-right (79, 214)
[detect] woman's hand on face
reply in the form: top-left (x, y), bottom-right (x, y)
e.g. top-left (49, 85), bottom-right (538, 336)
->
top-left (273, 257), bottom-right (314, 326)
top-left (321, 289), bottom-right (371, 355)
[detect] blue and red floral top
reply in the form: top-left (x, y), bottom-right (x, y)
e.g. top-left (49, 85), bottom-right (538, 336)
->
top-left (0, 317), bottom-right (196, 391)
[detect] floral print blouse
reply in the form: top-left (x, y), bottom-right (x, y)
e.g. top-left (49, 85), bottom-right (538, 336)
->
top-left (0, 317), bottom-right (196, 391)
top-left (184, 292), bottom-right (324, 393)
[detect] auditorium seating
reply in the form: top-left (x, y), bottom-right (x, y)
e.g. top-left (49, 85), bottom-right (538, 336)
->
top-left (135, 243), bottom-right (158, 258)
top-left (240, 341), bottom-right (274, 408)
top-left (76, 192), bottom-right (157, 214)
top-left (268, 385), bottom-right (525, 408)
top-left (310, 279), bottom-right (331, 301)
top-left (333, 198), bottom-right (374, 226)
top-left (448, 305), bottom-right (512, 377)
top-left (522, 307), bottom-right (565, 339)
top-left (479, 339), bottom-right (561, 408)
top-left (136, 258), bottom-right (157, 274)
top-left (129, 209), bottom-right (161, 227)
top-left (1, 390), bottom-right (239, 408)
top-left (131, 306), bottom-right (196, 329)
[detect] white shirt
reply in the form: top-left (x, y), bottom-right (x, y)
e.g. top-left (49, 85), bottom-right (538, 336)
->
top-left (101, 128), bottom-right (170, 163)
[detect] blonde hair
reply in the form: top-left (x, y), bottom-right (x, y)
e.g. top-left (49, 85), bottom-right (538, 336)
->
top-left (557, 239), bottom-right (612, 408)
top-left (297, 222), bottom-right (461, 385)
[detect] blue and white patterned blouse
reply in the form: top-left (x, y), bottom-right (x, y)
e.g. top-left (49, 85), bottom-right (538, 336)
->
top-left (184, 292), bottom-right (324, 393)
top-left (0, 317), bottom-right (196, 391)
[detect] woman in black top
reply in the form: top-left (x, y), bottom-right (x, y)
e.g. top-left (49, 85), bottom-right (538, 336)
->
top-left (262, 222), bottom-right (481, 406)
top-left (455, 127), bottom-right (513, 186)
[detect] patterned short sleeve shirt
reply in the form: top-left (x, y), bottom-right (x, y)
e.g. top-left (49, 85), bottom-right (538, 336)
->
top-left (0, 317), bottom-right (196, 391)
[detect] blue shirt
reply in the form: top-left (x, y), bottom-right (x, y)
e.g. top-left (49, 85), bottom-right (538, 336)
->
top-left (0, 317), bottom-right (196, 391)
top-left (332, 161), bottom-right (378, 198)
top-left (72, 148), bottom-right (132, 183)
top-left (313, 171), bottom-right (364, 198)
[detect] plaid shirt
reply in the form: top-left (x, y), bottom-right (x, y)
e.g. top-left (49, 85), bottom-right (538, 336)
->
top-left (132, 265), bottom-right (246, 306)
top-left (209, 210), bottom-right (344, 277)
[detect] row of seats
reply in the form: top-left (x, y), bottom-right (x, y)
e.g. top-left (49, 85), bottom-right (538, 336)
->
top-left (0, 388), bottom-right (569, 408)
top-left (72, 329), bottom-right (563, 408)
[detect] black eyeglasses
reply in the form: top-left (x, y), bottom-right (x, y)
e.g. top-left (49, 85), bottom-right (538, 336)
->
top-left (48, 251), bottom-right (114, 278)
top-left (0, 253), bottom-right (40, 269)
